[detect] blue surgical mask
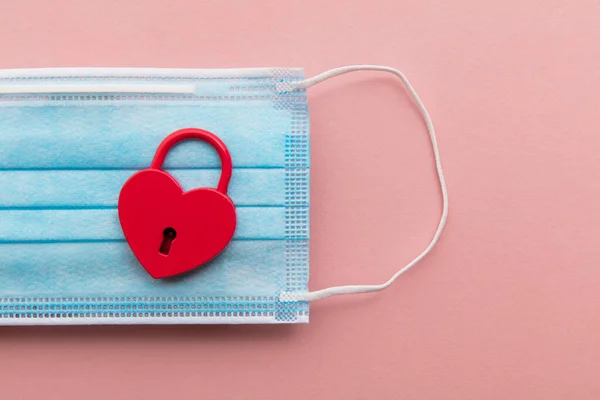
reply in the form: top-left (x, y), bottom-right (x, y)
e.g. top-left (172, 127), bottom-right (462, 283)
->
top-left (0, 65), bottom-right (447, 325)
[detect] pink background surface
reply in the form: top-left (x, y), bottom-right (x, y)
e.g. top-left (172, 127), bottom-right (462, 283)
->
top-left (1, 0), bottom-right (599, 398)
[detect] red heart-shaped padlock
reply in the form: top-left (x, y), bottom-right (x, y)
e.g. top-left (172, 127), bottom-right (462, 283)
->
top-left (118, 128), bottom-right (236, 279)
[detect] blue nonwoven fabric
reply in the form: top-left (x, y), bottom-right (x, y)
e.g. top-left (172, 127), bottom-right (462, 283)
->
top-left (0, 68), bottom-right (309, 325)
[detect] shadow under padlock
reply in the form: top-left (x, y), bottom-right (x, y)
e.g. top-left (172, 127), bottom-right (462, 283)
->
top-left (118, 128), bottom-right (237, 279)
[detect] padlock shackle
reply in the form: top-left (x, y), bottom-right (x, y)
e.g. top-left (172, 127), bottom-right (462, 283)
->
top-left (150, 128), bottom-right (233, 194)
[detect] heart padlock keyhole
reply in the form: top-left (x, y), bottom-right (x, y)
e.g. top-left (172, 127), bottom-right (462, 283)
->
top-left (159, 227), bottom-right (177, 255)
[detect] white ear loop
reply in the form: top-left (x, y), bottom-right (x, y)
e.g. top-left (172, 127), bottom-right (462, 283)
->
top-left (283, 65), bottom-right (449, 302)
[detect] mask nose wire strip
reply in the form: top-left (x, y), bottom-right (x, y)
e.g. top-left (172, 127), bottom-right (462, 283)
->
top-left (0, 83), bottom-right (196, 95)
top-left (286, 65), bottom-right (449, 302)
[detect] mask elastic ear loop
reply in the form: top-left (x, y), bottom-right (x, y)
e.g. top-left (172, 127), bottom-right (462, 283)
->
top-left (281, 65), bottom-right (449, 302)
